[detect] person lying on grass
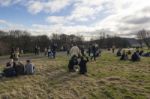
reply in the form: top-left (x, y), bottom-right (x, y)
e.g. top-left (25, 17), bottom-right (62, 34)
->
top-left (24, 60), bottom-right (35, 75)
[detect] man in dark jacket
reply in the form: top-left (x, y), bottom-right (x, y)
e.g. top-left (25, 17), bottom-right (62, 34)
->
top-left (79, 56), bottom-right (89, 74)
top-left (51, 43), bottom-right (57, 59)
top-left (91, 44), bottom-right (96, 61)
top-left (131, 51), bottom-right (140, 61)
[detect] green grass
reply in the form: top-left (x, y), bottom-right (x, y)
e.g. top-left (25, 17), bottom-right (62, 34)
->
top-left (0, 52), bottom-right (150, 99)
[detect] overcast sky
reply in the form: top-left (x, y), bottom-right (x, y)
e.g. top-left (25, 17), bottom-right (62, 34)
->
top-left (0, 0), bottom-right (150, 40)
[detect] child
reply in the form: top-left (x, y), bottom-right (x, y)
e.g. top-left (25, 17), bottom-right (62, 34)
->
top-left (79, 56), bottom-right (89, 74)
top-left (24, 60), bottom-right (35, 75)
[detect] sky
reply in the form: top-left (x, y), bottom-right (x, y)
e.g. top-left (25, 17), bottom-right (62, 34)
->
top-left (0, 0), bottom-right (150, 40)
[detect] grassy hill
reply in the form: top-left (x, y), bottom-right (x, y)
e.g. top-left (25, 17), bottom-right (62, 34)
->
top-left (0, 51), bottom-right (150, 99)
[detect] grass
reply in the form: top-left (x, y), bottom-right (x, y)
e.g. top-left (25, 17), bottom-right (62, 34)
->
top-left (0, 51), bottom-right (150, 99)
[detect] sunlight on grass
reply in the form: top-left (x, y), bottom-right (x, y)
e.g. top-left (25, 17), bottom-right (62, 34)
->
top-left (0, 52), bottom-right (150, 99)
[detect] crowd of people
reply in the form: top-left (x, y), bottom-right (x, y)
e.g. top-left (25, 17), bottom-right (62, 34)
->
top-left (116, 48), bottom-right (150, 61)
top-left (36, 43), bottom-right (57, 59)
top-left (68, 43), bottom-right (101, 75)
top-left (0, 43), bottom-right (149, 78)
top-left (0, 59), bottom-right (35, 78)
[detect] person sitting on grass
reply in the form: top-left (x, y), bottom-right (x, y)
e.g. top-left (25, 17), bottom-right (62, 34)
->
top-left (79, 56), bottom-right (89, 75)
top-left (127, 50), bottom-right (132, 55)
top-left (139, 50), bottom-right (144, 56)
top-left (24, 60), bottom-right (35, 75)
top-left (2, 59), bottom-right (17, 77)
top-left (14, 61), bottom-right (25, 75)
top-left (120, 50), bottom-right (128, 60)
top-left (142, 52), bottom-right (150, 57)
top-left (116, 48), bottom-right (122, 56)
top-left (131, 51), bottom-right (140, 62)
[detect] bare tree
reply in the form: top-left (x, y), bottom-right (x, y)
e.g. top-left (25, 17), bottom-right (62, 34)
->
top-left (137, 29), bottom-right (150, 48)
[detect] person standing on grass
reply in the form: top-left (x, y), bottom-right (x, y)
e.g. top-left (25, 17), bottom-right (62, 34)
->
top-left (79, 56), bottom-right (89, 75)
top-left (51, 43), bottom-right (57, 59)
top-left (67, 48), bottom-right (70, 56)
top-left (88, 45), bottom-right (92, 57)
top-left (44, 48), bottom-right (48, 56)
top-left (37, 47), bottom-right (40, 55)
top-left (48, 47), bottom-right (53, 58)
top-left (68, 43), bottom-right (82, 72)
top-left (70, 44), bottom-right (82, 58)
top-left (112, 45), bottom-right (115, 53)
top-left (34, 46), bottom-right (38, 55)
top-left (10, 48), bottom-right (15, 59)
top-left (80, 45), bottom-right (85, 56)
top-left (14, 48), bottom-right (20, 61)
top-left (91, 44), bottom-right (97, 61)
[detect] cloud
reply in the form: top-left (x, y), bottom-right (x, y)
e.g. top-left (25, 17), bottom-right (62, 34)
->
top-left (0, 19), bottom-right (25, 31)
top-left (0, 0), bottom-right (22, 6)
top-left (27, 1), bottom-right (43, 14)
top-left (67, 0), bottom-right (104, 22)
top-left (44, 0), bottom-right (71, 13)
top-left (26, 0), bottom-right (71, 14)
top-left (0, 19), bottom-right (7, 24)
top-left (1, 0), bottom-right (150, 40)
top-left (46, 16), bottom-right (66, 24)
top-left (124, 16), bottom-right (150, 25)
top-left (93, 0), bottom-right (150, 36)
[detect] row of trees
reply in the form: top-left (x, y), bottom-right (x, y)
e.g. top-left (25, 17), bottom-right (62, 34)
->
top-left (1, 29), bottom-right (149, 55)
top-left (0, 30), bottom-right (84, 55)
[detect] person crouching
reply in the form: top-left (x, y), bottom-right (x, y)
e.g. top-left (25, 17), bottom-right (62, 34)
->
top-left (79, 56), bottom-right (89, 75)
